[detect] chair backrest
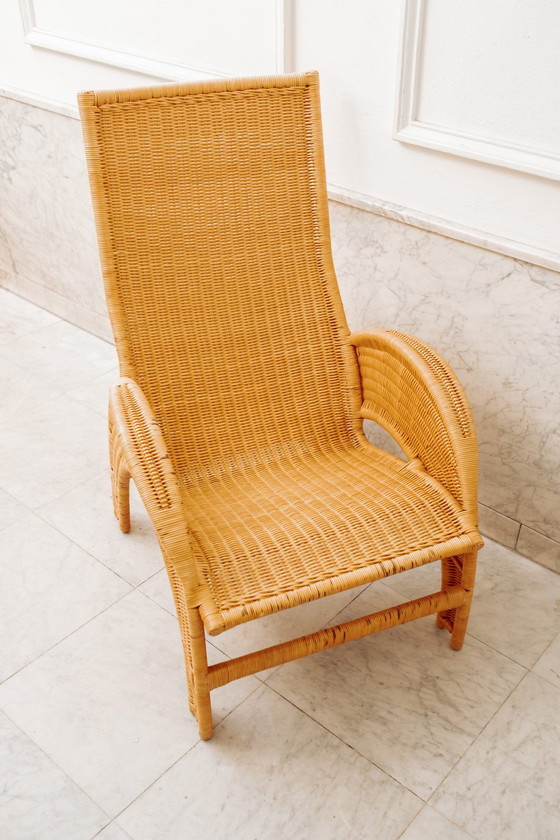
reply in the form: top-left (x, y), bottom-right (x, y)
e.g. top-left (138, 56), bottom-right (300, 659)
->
top-left (79, 72), bottom-right (361, 484)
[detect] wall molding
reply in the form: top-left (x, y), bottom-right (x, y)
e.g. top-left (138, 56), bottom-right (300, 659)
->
top-left (19, 0), bottom-right (292, 81)
top-left (0, 84), bottom-right (79, 118)
top-left (394, 0), bottom-right (560, 182)
top-left (328, 186), bottom-right (560, 275)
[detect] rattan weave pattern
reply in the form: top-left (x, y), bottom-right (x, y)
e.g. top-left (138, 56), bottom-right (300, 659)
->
top-left (89, 79), bottom-right (358, 485)
top-left (78, 71), bottom-right (482, 739)
top-left (185, 445), bottom-right (470, 617)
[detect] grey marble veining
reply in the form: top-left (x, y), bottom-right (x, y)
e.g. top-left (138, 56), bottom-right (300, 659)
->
top-left (38, 474), bottom-right (164, 587)
top-left (382, 539), bottom-right (560, 670)
top-left (267, 585), bottom-right (525, 799)
top-left (0, 96), bottom-right (105, 317)
top-left (116, 684), bottom-right (422, 840)
top-left (0, 710), bottom-right (108, 840)
top-left (0, 512), bottom-right (130, 681)
top-left (0, 591), bottom-right (260, 816)
top-left (431, 672), bottom-right (560, 840)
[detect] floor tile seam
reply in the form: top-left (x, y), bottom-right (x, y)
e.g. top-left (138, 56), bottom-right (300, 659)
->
top-left (378, 580), bottom-right (558, 671)
top-left (203, 584), bottom-right (376, 682)
top-left (0, 704), bottom-right (112, 825)
top-left (464, 627), bottom-right (550, 671)
top-left (525, 667), bottom-right (560, 693)
top-left (0, 314), bottom-right (109, 358)
top-left (110, 681), bottom-right (265, 823)
top-left (0, 378), bottom-right (67, 430)
top-left (529, 659), bottom-right (560, 691)
top-left (91, 823), bottom-right (132, 840)
top-left (31, 504), bottom-right (147, 590)
top-left (531, 629), bottom-right (560, 662)
top-left (394, 804), bottom-right (427, 840)
top-left (263, 680), bottom-right (424, 803)
top-left (0, 314), bottom-right (62, 348)
top-left (110, 740), bottom-right (200, 824)
top-left (0, 587), bottom-right (134, 687)
top-left (425, 668), bottom-right (532, 811)
top-left (136, 582), bottom-right (176, 618)
top-left (60, 362), bottom-right (120, 398)
top-left (396, 806), bottom-right (480, 840)
top-left (0, 488), bottom-right (33, 533)
top-left (0, 327), bottom-right (118, 394)
top-left (319, 582), bottom-right (374, 627)
top-left (65, 388), bottom-right (110, 418)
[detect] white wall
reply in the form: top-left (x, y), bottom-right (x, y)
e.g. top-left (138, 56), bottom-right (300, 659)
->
top-left (1, 1), bottom-right (559, 265)
top-left (293, 0), bottom-right (560, 264)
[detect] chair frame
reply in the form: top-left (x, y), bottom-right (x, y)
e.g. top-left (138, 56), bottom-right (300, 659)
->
top-left (80, 72), bottom-right (482, 740)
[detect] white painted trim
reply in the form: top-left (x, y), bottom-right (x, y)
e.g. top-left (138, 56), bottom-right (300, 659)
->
top-left (394, 0), bottom-right (560, 182)
top-left (0, 84), bottom-right (79, 119)
top-left (19, 0), bottom-right (291, 80)
top-left (277, 0), bottom-right (293, 73)
top-left (328, 186), bottom-right (560, 275)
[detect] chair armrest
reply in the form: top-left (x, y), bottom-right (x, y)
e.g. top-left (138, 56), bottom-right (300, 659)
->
top-left (349, 330), bottom-right (479, 516)
top-left (109, 377), bottom-right (205, 603)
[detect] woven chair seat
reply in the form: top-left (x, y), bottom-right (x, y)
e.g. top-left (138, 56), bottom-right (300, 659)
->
top-left (185, 444), bottom-right (477, 633)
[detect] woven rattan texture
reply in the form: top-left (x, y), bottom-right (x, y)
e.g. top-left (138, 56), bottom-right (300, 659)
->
top-left (186, 445), bottom-right (470, 617)
top-left (91, 79), bottom-right (357, 488)
top-left (79, 73), bottom-right (482, 737)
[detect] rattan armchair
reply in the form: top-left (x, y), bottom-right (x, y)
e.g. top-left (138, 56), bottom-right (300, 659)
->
top-left (78, 72), bottom-right (483, 740)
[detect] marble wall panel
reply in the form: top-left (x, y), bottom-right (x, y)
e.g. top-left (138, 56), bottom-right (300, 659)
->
top-left (1, 94), bottom-right (559, 552)
top-left (0, 95), bottom-right (107, 328)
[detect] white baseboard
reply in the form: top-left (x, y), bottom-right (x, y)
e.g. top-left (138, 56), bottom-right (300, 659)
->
top-left (328, 186), bottom-right (560, 274)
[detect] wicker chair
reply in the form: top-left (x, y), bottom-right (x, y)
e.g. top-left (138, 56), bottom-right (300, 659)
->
top-left (78, 72), bottom-right (483, 740)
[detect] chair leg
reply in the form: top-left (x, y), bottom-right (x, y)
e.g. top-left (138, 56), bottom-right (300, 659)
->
top-left (187, 607), bottom-right (213, 740)
top-left (437, 550), bottom-right (478, 650)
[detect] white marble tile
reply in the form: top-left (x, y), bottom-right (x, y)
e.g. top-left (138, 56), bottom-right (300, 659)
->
top-left (38, 475), bottom-right (164, 587)
top-left (0, 288), bottom-right (58, 345)
top-left (116, 684), bottom-right (421, 840)
top-left (517, 525), bottom-right (560, 574)
top-left (94, 824), bottom-right (132, 840)
top-left (0, 393), bottom-right (106, 509)
top-left (382, 539), bottom-right (560, 670)
top-left (532, 632), bottom-right (560, 689)
top-left (400, 806), bottom-right (476, 840)
top-left (67, 368), bottom-right (119, 417)
top-left (0, 591), bottom-right (259, 816)
top-left (477, 503), bottom-right (520, 550)
top-left (0, 513), bottom-right (130, 681)
top-left (432, 673), bottom-right (560, 840)
top-left (465, 540), bottom-right (560, 668)
top-left (0, 319), bottom-right (116, 392)
top-left (266, 582), bottom-right (525, 800)
top-left (138, 569), bottom-right (176, 616)
top-left (0, 709), bottom-right (108, 840)
top-left (0, 356), bottom-right (64, 421)
top-left (0, 487), bottom-right (28, 531)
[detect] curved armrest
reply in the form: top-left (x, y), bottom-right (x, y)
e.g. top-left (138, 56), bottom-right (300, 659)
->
top-left (109, 377), bottom-right (205, 604)
top-left (349, 330), bottom-right (478, 516)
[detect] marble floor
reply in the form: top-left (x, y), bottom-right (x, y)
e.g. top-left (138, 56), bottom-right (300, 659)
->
top-left (1, 287), bottom-right (560, 840)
